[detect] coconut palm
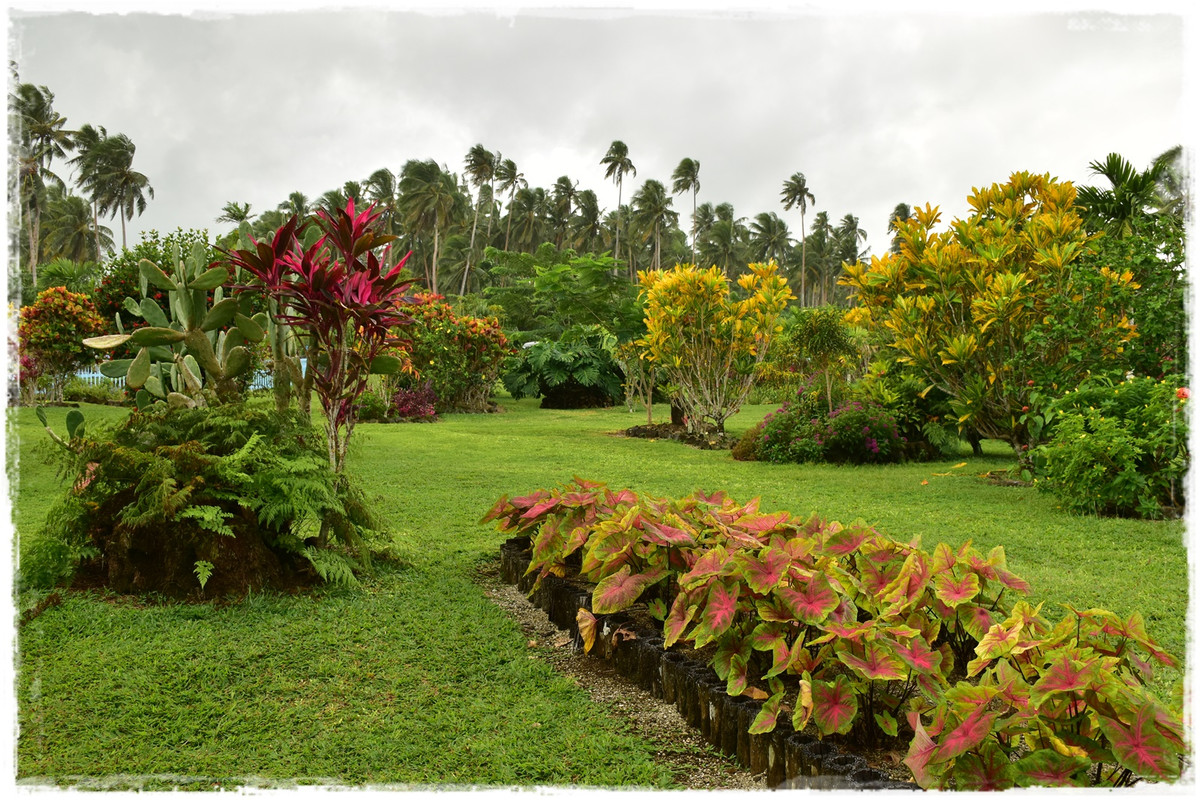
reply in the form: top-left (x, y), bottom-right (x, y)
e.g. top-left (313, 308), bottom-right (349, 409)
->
top-left (12, 81), bottom-right (75, 285)
top-left (1076, 153), bottom-right (1164, 238)
top-left (364, 167), bottom-right (400, 235)
top-left (749, 211), bottom-right (792, 267)
top-left (277, 190), bottom-right (312, 220)
top-left (550, 175), bottom-right (578, 249)
top-left (692, 201), bottom-right (716, 257)
top-left (600, 140), bottom-right (636, 267)
top-left (494, 158), bottom-right (526, 251)
top-left (36, 255), bottom-right (102, 294)
top-left (830, 213), bottom-right (867, 304)
top-left (398, 159), bottom-right (464, 290)
top-left (887, 202), bottom-right (913, 254)
top-left (671, 157), bottom-right (701, 263)
top-left (40, 186), bottom-right (113, 263)
top-left (781, 172), bottom-right (816, 305)
top-left (1150, 145), bottom-right (1186, 221)
top-left (462, 144), bottom-right (497, 293)
top-left (631, 178), bottom-right (677, 272)
top-left (216, 201), bottom-right (256, 226)
top-left (571, 189), bottom-right (604, 253)
top-left (91, 132), bottom-right (154, 251)
top-left (67, 122), bottom-right (109, 263)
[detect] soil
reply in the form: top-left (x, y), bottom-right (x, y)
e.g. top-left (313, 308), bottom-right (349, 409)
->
top-left (622, 422), bottom-right (739, 450)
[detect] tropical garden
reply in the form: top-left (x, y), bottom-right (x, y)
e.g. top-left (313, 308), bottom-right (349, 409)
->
top-left (8, 75), bottom-right (1191, 790)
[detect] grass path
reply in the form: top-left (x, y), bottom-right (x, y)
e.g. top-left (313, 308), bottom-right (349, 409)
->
top-left (10, 398), bottom-right (1189, 786)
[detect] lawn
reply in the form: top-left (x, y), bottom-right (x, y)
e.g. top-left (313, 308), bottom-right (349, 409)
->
top-left (10, 397), bottom-right (1190, 787)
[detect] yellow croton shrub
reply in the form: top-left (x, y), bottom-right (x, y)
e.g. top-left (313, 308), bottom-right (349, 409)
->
top-left (638, 262), bottom-right (792, 434)
top-left (841, 171), bottom-right (1138, 449)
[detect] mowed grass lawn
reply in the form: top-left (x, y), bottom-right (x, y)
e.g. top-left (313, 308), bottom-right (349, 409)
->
top-left (10, 397), bottom-right (1190, 787)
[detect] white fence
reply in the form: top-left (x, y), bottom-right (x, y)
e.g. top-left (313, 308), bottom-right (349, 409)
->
top-left (74, 365), bottom-right (273, 392)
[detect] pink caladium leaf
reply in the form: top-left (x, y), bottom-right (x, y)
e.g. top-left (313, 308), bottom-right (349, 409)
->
top-left (699, 580), bottom-right (741, 641)
top-left (1012, 750), bottom-right (1091, 787)
top-left (641, 519), bottom-right (696, 547)
top-left (678, 545), bottom-right (730, 589)
top-left (663, 591), bottom-right (698, 648)
top-left (879, 550), bottom-right (932, 612)
top-left (951, 741), bottom-right (1017, 791)
top-left (889, 634), bottom-right (943, 675)
top-left (930, 708), bottom-right (995, 763)
top-left (521, 497), bottom-right (561, 520)
top-left (1097, 701), bottom-right (1181, 780)
top-left (754, 596), bottom-right (795, 623)
top-left (714, 636), bottom-right (751, 696)
top-left (811, 675), bottom-right (859, 736)
top-left (934, 571), bottom-right (981, 607)
top-left (1029, 651), bottom-right (1099, 709)
top-left (814, 619), bottom-right (875, 643)
top-left (957, 603), bottom-right (996, 641)
top-left (749, 622), bottom-right (791, 672)
top-left (739, 547), bottom-right (792, 595)
top-left (836, 639), bottom-right (907, 681)
top-left (749, 690), bottom-right (786, 734)
top-left (857, 557), bottom-right (902, 598)
top-left (736, 510), bottom-right (791, 534)
top-left (778, 573), bottom-right (840, 625)
top-left (904, 716), bottom-right (942, 789)
top-left (592, 565), bottom-right (665, 614)
top-left (821, 522), bottom-right (873, 556)
top-left (586, 526), bottom-right (638, 568)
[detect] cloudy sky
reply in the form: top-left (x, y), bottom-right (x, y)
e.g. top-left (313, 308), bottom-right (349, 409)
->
top-left (6, 1), bottom-right (1193, 262)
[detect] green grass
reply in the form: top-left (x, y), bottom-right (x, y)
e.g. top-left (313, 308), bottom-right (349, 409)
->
top-left (11, 397), bottom-right (1189, 786)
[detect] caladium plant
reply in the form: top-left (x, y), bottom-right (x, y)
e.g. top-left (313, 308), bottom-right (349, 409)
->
top-left (485, 479), bottom-right (1184, 789)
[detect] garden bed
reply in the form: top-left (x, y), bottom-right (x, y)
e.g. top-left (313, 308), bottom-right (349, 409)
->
top-left (496, 534), bottom-right (915, 790)
top-left (622, 422), bottom-right (738, 450)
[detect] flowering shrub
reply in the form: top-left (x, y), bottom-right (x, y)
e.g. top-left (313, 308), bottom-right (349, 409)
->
top-left (820, 400), bottom-right (905, 464)
top-left (395, 293), bottom-right (512, 413)
top-left (1036, 376), bottom-right (1188, 518)
top-left (391, 383), bottom-right (438, 420)
top-left (18, 287), bottom-right (106, 403)
top-left (755, 381), bottom-right (826, 464)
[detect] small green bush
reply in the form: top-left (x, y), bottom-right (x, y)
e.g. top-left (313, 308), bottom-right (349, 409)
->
top-left (62, 377), bottom-right (128, 406)
top-left (502, 324), bottom-right (625, 409)
top-left (820, 399), bottom-right (905, 464)
top-left (1037, 376), bottom-right (1188, 518)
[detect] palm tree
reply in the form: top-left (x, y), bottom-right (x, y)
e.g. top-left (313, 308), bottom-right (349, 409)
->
top-left (398, 159), bottom-right (462, 290)
top-left (494, 157), bottom-right (526, 251)
top-left (1076, 153), bottom-right (1163, 238)
top-left (67, 122), bottom-right (108, 263)
top-left (781, 172), bottom-right (816, 305)
top-left (631, 178), bottom-right (677, 272)
top-left (216, 201), bottom-right (256, 225)
top-left (462, 144), bottom-right (497, 293)
top-left (40, 186), bottom-right (113, 263)
top-left (91, 132), bottom-right (154, 251)
top-left (508, 186), bottom-right (550, 252)
top-left (749, 211), bottom-right (792, 267)
top-left (887, 202), bottom-right (913, 254)
top-left (600, 140), bottom-right (636, 268)
top-left (671, 157), bottom-right (701, 263)
top-left (37, 255), bottom-right (102, 294)
top-left (277, 190), bottom-right (312, 220)
top-left (570, 189), bottom-right (604, 253)
top-left (1150, 145), bottom-right (1186, 221)
top-left (692, 201), bottom-right (716, 261)
top-left (364, 167), bottom-right (400, 234)
top-left (12, 81), bottom-right (75, 286)
top-left (550, 175), bottom-right (578, 249)
top-left (831, 213), bottom-right (867, 305)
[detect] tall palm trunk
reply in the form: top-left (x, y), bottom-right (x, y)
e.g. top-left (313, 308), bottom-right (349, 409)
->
top-left (799, 208), bottom-right (807, 307)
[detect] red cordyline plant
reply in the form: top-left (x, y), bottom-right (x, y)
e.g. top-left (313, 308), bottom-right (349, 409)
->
top-left (225, 200), bottom-right (415, 476)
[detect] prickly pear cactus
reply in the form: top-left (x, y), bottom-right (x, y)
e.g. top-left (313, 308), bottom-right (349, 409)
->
top-left (82, 241), bottom-right (268, 408)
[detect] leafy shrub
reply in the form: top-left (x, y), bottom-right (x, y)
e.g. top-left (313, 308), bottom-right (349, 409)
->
top-left (62, 376), bottom-right (128, 406)
top-left (852, 365), bottom-right (961, 460)
top-left (730, 423), bottom-right (763, 461)
top-left (394, 293), bottom-right (512, 413)
top-left (1036, 377), bottom-right (1188, 518)
top-left (502, 324), bottom-right (625, 409)
top-left (820, 400), bottom-right (905, 464)
top-left (485, 479), bottom-right (1184, 789)
top-left (24, 404), bottom-right (380, 596)
top-left (639, 263), bottom-right (792, 433)
top-left (354, 390), bottom-right (391, 422)
top-left (18, 287), bottom-right (106, 403)
top-left (391, 383), bottom-right (438, 420)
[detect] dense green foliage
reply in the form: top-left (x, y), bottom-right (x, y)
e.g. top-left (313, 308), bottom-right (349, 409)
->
top-left (24, 404), bottom-right (381, 596)
top-left (1036, 376), bottom-right (1188, 519)
top-left (502, 324), bottom-right (625, 408)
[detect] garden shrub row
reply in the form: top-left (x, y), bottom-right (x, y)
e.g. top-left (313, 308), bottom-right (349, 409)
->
top-left (484, 479), bottom-right (1185, 789)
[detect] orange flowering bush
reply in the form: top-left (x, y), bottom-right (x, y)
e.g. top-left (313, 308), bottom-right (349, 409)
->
top-left (18, 287), bottom-right (106, 403)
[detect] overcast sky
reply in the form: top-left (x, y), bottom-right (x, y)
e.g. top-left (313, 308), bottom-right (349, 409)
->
top-left (5, 1), bottom-right (1194, 263)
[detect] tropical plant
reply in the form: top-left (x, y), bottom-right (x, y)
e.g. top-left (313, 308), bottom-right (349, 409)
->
top-left (495, 157), bottom-right (527, 252)
top-left (398, 159), bottom-right (466, 291)
top-left (601, 140), bottom-right (636, 272)
top-left (638, 262), bottom-right (792, 434)
top-left (631, 179), bottom-right (677, 271)
top-left (501, 323), bottom-right (625, 409)
top-left (462, 144), bottom-right (498, 293)
top-left (1036, 376), bottom-right (1188, 519)
top-left (215, 201), bottom-right (255, 226)
top-left (671, 157), bottom-right (701, 263)
top-left (842, 172), bottom-right (1139, 452)
top-left (90, 132), bottom-right (154, 250)
top-left (11, 81), bottom-right (75, 288)
top-left (749, 212), bottom-right (792, 269)
top-left (224, 200), bottom-right (416, 480)
top-left (17, 287), bottom-right (106, 403)
top-left (781, 305), bottom-right (859, 412)
top-left (1077, 152), bottom-right (1169, 238)
top-left (39, 185), bottom-right (114, 263)
top-left (781, 172), bottom-right (815, 304)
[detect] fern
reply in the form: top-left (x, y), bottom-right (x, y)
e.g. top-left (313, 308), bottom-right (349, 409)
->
top-left (193, 560), bottom-right (215, 590)
top-left (178, 505), bottom-right (235, 538)
top-left (302, 547), bottom-right (361, 589)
